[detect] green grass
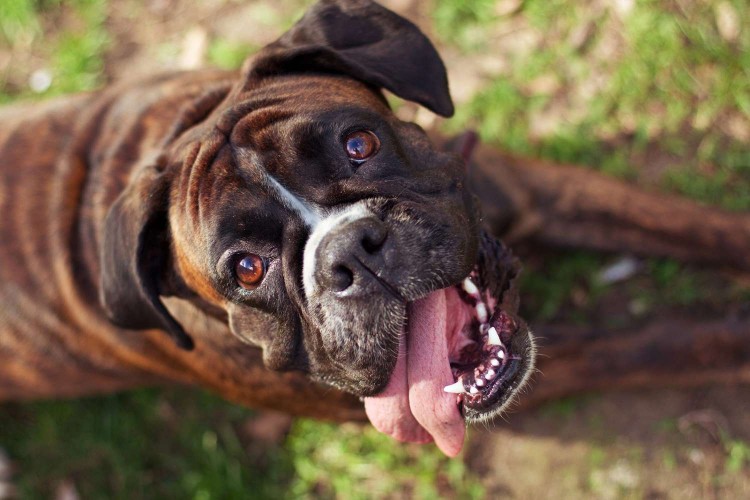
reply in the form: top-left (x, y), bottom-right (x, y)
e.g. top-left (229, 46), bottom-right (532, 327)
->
top-left (0, 390), bottom-right (482, 498)
top-left (724, 439), bottom-right (750, 474)
top-left (208, 39), bottom-right (257, 71)
top-left (287, 421), bottom-right (483, 499)
top-left (0, 389), bottom-right (289, 498)
top-left (1, 0), bottom-right (749, 497)
top-left (48, 0), bottom-right (109, 95)
top-left (520, 251), bottom-right (608, 322)
top-left (436, 0), bottom-right (750, 210)
top-left (0, 0), bottom-right (39, 43)
top-left (0, 0), bottom-right (109, 103)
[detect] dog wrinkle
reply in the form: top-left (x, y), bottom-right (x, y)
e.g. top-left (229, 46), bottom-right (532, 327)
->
top-left (172, 239), bottom-right (225, 307)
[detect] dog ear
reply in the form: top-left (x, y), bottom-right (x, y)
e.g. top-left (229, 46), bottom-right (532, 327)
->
top-left (248, 0), bottom-right (454, 117)
top-left (99, 156), bottom-right (194, 350)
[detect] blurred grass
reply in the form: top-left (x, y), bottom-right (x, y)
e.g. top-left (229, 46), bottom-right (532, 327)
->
top-left (437, 0), bottom-right (750, 211)
top-left (287, 421), bottom-right (483, 499)
top-left (0, 389), bottom-right (481, 498)
top-left (1, 0), bottom-right (749, 496)
top-left (0, 0), bottom-right (108, 102)
top-left (434, 0), bottom-right (749, 323)
top-left (0, 389), bottom-right (284, 498)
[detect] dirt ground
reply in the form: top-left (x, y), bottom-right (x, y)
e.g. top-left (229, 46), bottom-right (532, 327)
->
top-left (2, 0), bottom-right (749, 497)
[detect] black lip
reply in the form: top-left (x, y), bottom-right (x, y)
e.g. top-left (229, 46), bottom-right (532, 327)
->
top-left (461, 320), bottom-right (532, 417)
top-left (459, 231), bottom-right (534, 420)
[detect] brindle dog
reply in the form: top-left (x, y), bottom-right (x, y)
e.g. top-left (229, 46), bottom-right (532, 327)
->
top-left (0, 0), bottom-right (534, 455)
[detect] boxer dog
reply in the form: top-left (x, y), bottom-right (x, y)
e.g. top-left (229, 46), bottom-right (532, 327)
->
top-left (0, 0), bottom-right (535, 456)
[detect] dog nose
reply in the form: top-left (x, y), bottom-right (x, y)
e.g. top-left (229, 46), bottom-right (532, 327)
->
top-left (317, 217), bottom-right (388, 293)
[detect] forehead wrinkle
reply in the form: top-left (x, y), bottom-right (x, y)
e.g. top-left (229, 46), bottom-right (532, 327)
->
top-left (232, 106), bottom-right (295, 147)
top-left (265, 75), bottom-right (388, 110)
top-left (235, 146), bottom-right (321, 229)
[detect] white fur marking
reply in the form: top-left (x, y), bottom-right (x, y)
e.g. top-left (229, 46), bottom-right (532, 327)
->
top-left (266, 174), bottom-right (320, 228)
top-left (302, 204), bottom-right (371, 296)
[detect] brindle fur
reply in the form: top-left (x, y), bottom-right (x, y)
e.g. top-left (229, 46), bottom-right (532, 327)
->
top-left (0, 71), bottom-right (365, 419)
top-left (0, 0), bottom-right (479, 421)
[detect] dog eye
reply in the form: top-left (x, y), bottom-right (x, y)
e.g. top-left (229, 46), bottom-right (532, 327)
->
top-left (344, 130), bottom-right (380, 162)
top-left (235, 253), bottom-right (266, 290)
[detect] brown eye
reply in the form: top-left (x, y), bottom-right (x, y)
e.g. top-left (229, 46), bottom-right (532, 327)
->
top-left (235, 254), bottom-right (266, 290)
top-left (344, 130), bottom-right (380, 162)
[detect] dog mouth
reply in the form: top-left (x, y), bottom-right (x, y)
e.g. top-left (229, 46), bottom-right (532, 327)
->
top-left (364, 233), bottom-right (535, 456)
top-left (444, 269), bottom-right (528, 415)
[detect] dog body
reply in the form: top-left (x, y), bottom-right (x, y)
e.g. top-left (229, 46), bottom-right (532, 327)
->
top-left (0, 69), bottom-right (377, 419)
top-left (0, 0), bottom-right (534, 455)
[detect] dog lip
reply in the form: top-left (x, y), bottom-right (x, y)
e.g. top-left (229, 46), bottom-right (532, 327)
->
top-left (352, 256), bottom-right (406, 302)
top-left (454, 310), bottom-right (527, 413)
top-left (441, 233), bottom-right (534, 419)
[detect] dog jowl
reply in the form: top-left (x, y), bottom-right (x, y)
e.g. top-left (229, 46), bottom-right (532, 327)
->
top-left (1, 0), bottom-right (536, 456)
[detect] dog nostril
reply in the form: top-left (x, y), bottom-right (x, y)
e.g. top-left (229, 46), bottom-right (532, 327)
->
top-left (361, 229), bottom-right (387, 254)
top-left (332, 265), bottom-right (354, 291)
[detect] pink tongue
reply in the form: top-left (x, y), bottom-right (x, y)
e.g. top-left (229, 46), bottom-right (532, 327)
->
top-left (364, 289), bottom-right (465, 456)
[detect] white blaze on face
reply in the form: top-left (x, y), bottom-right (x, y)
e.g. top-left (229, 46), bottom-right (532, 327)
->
top-left (302, 203), bottom-right (372, 297)
top-left (264, 173), bottom-right (467, 455)
top-left (265, 174), bottom-right (321, 229)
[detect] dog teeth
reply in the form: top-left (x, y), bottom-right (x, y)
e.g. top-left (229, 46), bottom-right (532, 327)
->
top-left (476, 378), bottom-right (485, 387)
top-left (490, 358), bottom-right (501, 367)
top-left (443, 379), bottom-right (465, 394)
top-left (486, 369), bottom-right (496, 379)
top-left (476, 303), bottom-right (488, 323)
top-left (498, 350), bottom-right (505, 360)
top-left (487, 327), bottom-right (502, 346)
top-left (470, 386), bottom-right (478, 394)
top-left (462, 278), bottom-right (480, 296)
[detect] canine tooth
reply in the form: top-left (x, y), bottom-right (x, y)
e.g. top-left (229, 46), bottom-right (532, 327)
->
top-left (470, 386), bottom-right (478, 394)
top-left (476, 303), bottom-right (488, 323)
top-left (498, 350), bottom-right (505, 360)
top-left (490, 358), bottom-right (501, 367)
top-left (443, 380), bottom-right (466, 394)
top-left (476, 378), bottom-right (485, 387)
top-left (462, 278), bottom-right (480, 296)
top-left (486, 369), bottom-right (496, 379)
top-left (487, 327), bottom-right (502, 346)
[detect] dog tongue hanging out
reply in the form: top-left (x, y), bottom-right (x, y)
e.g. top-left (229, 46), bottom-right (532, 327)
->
top-left (0, 0), bottom-right (534, 458)
top-left (363, 238), bottom-right (535, 456)
top-left (187, 0), bottom-right (536, 456)
top-left (98, 0), bottom-right (536, 455)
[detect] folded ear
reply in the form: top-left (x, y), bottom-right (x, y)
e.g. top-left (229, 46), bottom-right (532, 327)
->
top-left (248, 0), bottom-right (454, 117)
top-left (99, 155), bottom-right (194, 350)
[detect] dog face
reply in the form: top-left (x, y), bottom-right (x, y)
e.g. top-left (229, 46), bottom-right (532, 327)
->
top-left (99, 0), bottom-right (535, 455)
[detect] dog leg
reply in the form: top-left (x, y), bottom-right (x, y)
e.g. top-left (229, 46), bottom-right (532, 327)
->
top-left (518, 313), bottom-right (750, 409)
top-left (441, 131), bottom-right (750, 273)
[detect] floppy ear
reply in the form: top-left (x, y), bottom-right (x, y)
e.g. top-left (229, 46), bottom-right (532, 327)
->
top-left (99, 156), bottom-right (194, 350)
top-left (249, 0), bottom-right (454, 117)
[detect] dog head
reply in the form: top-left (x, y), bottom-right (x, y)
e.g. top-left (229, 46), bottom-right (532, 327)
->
top-left (99, 0), bottom-right (535, 455)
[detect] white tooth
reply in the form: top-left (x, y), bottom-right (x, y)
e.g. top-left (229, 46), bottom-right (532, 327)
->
top-left (476, 303), bottom-right (488, 323)
top-left (443, 380), bottom-right (465, 394)
top-left (488, 327), bottom-right (502, 346)
top-left (498, 350), bottom-right (505, 360)
top-left (462, 278), bottom-right (480, 296)
top-left (470, 386), bottom-right (478, 394)
top-left (490, 358), bottom-right (501, 367)
top-left (486, 369), bottom-right (496, 379)
top-left (476, 378), bottom-right (485, 387)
